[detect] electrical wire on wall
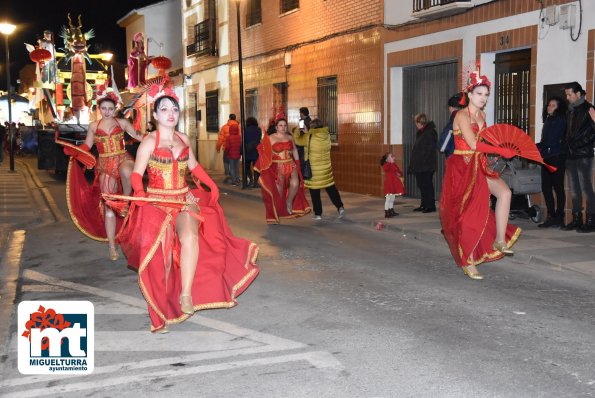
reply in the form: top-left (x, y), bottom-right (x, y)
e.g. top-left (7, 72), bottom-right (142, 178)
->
top-left (570, 0), bottom-right (582, 42)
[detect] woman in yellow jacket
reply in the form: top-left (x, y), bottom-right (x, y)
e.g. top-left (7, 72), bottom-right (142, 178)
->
top-left (294, 119), bottom-right (345, 220)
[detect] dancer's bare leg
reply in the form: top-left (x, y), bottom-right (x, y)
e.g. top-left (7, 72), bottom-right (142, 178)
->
top-left (176, 206), bottom-right (199, 313)
top-left (487, 176), bottom-right (512, 243)
top-left (119, 159), bottom-right (135, 195)
top-left (100, 174), bottom-right (119, 259)
top-left (287, 168), bottom-right (299, 207)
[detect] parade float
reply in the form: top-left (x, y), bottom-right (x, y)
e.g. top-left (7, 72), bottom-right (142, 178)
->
top-left (21, 14), bottom-right (172, 172)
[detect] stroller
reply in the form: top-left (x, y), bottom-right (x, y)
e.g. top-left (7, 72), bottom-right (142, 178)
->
top-left (490, 157), bottom-right (543, 223)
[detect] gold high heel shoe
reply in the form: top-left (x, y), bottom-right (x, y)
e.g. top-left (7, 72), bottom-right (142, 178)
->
top-left (180, 295), bottom-right (195, 315)
top-left (286, 201), bottom-right (293, 215)
top-left (493, 240), bottom-right (514, 255)
top-left (108, 244), bottom-right (119, 261)
top-left (155, 325), bottom-right (169, 334)
top-left (462, 266), bottom-right (484, 280)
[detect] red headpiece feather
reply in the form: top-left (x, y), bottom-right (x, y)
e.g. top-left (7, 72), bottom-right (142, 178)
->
top-left (96, 82), bottom-right (120, 105)
top-left (147, 75), bottom-right (179, 103)
top-left (465, 61), bottom-right (491, 92)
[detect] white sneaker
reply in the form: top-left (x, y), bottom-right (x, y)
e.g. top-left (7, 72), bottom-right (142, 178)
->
top-left (338, 207), bottom-right (345, 219)
top-left (313, 215), bottom-right (322, 220)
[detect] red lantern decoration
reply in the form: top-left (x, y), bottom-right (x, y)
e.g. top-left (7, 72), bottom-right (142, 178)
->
top-left (151, 56), bottom-right (172, 76)
top-left (30, 48), bottom-right (52, 67)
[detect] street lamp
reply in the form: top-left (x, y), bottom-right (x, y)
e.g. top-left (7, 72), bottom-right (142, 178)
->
top-left (234, 0), bottom-right (247, 189)
top-left (0, 22), bottom-right (16, 172)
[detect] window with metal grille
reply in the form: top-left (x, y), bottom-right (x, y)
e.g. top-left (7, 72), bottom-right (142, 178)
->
top-left (317, 76), bottom-right (338, 142)
top-left (280, 0), bottom-right (299, 14)
top-left (245, 89), bottom-right (258, 120)
top-left (206, 90), bottom-right (219, 133)
top-left (247, 0), bottom-right (262, 26)
top-left (494, 49), bottom-right (531, 132)
top-left (187, 19), bottom-right (212, 57)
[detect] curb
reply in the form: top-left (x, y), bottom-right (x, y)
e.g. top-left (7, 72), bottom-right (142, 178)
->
top-left (18, 159), bottom-right (66, 224)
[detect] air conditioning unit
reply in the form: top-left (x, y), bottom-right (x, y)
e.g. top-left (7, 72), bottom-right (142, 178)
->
top-left (544, 5), bottom-right (558, 26)
top-left (559, 4), bottom-right (576, 30)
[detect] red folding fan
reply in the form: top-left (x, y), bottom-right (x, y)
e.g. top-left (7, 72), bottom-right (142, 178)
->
top-left (54, 133), bottom-right (96, 169)
top-left (480, 124), bottom-right (556, 172)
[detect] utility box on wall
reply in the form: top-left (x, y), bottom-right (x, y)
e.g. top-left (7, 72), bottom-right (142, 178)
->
top-left (544, 5), bottom-right (558, 26)
top-left (559, 4), bottom-right (576, 30)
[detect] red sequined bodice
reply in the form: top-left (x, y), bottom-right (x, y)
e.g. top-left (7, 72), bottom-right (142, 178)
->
top-left (272, 141), bottom-right (293, 160)
top-left (453, 123), bottom-right (481, 152)
top-left (95, 120), bottom-right (127, 157)
top-left (147, 136), bottom-right (190, 192)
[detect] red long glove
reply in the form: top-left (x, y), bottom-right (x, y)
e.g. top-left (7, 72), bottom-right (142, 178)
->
top-left (64, 143), bottom-right (90, 157)
top-left (191, 164), bottom-right (219, 206)
top-left (130, 172), bottom-right (148, 207)
top-left (475, 141), bottom-right (516, 159)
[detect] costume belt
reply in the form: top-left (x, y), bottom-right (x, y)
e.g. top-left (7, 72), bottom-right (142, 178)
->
top-left (272, 158), bottom-right (293, 163)
top-left (453, 149), bottom-right (476, 155)
top-left (147, 186), bottom-right (189, 196)
top-left (98, 149), bottom-right (127, 158)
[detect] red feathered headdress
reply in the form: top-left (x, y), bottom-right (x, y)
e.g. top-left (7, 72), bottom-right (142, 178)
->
top-left (465, 61), bottom-right (491, 92)
top-left (460, 61), bottom-right (491, 105)
top-left (96, 82), bottom-right (121, 106)
top-left (147, 75), bottom-right (179, 103)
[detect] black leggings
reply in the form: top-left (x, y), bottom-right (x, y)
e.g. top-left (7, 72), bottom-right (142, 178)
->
top-left (309, 185), bottom-right (344, 216)
top-left (541, 156), bottom-right (566, 215)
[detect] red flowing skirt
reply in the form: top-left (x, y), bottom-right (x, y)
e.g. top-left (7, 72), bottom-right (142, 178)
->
top-left (66, 159), bottom-right (123, 241)
top-left (439, 153), bottom-right (521, 267)
top-left (118, 188), bottom-right (259, 332)
top-left (254, 161), bottom-right (311, 224)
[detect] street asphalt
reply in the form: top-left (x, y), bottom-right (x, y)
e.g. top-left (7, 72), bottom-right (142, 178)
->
top-left (0, 156), bottom-right (594, 397)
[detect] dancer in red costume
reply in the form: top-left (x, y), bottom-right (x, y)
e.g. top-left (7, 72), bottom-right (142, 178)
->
top-left (439, 68), bottom-right (521, 280)
top-left (117, 88), bottom-right (259, 333)
top-left (254, 117), bottom-right (311, 224)
top-left (64, 85), bottom-right (143, 261)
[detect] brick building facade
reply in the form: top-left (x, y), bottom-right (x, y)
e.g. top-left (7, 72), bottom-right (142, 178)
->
top-left (183, 0), bottom-right (385, 195)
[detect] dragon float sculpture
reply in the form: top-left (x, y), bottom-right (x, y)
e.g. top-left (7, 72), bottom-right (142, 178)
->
top-left (59, 14), bottom-right (94, 116)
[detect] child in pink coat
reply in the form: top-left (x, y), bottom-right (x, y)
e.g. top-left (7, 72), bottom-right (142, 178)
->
top-left (380, 152), bottom-right (406, 218)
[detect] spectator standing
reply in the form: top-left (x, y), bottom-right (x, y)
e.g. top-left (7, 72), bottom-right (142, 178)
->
top-left (439, 93), bottom-right (466, 159)
top-left (216, 114), bottom-right (240, 184)
top-left (537, 96), bottom-right (567, 228)
top-left (244, 117), bottom-right (262, 187)
top-left (293, 107), bottom-right (311, 173)
top-left (225, 124), bottom-right (242, 186)
top-left (294, 118), bottom-right (345, 220)
top-left (409, 113), bottom-right (438, 213)
top-left (561, 82), bottom-right (595, 232)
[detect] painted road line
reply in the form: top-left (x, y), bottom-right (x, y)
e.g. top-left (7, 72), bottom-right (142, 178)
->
top-left (0, 230), bottom-right (26, 358)
top-left (2, 351), bottom-right (344, 398)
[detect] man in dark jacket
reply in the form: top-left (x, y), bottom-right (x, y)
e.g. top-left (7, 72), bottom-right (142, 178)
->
top-left (561, 82), bottom-right (595, 232)
top-left (409, 113), bottom-right (438, 213)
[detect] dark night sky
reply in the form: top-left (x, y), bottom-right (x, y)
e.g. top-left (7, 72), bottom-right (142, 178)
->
top-left (0, 0), bottom-right (160, 91)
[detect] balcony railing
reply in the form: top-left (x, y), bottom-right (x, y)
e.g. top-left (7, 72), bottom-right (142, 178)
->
top-left (412, 0), bottom-right (471, 12)
top-left (186, 19), bottom-right (214, 57)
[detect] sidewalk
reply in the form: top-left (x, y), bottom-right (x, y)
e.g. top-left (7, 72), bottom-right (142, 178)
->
top-left (211, 170), bottom-right (595, 278)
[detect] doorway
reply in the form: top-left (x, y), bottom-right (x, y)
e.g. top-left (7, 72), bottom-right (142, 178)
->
top-left (494, 49), bottom-right (531, 132)
top-left (402, 61), bottom-right (458, 200)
